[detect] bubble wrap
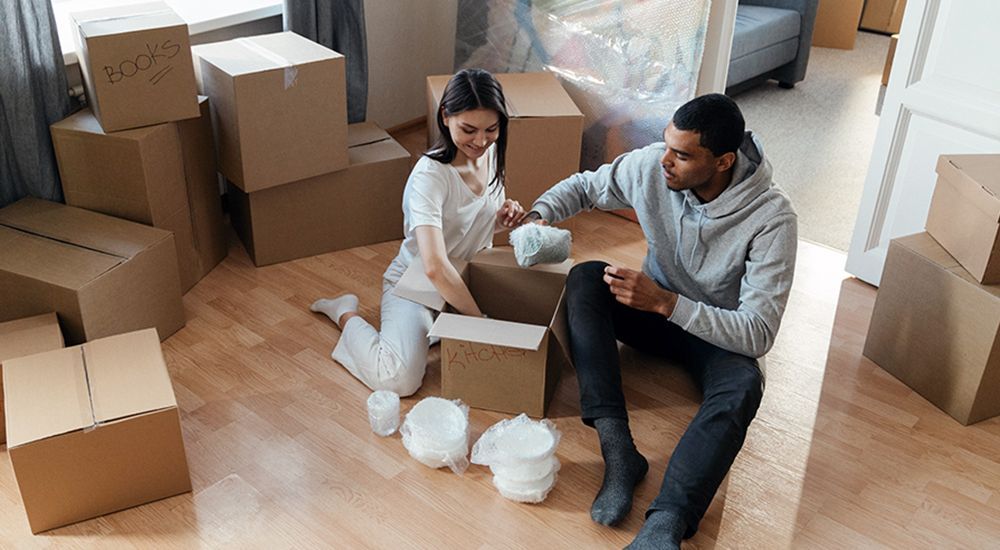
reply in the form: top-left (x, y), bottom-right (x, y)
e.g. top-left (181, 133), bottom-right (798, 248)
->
top-left (509, 223), bottom-right (572, 267)
top-left (455, 0), bottom-right (711, 171)
top-left (471, 413), bottom-right (562, 466)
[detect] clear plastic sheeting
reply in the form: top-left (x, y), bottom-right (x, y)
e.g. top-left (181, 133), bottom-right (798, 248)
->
top-left (401, 397), bottom-right (471, 474)
top-left (472, 414), bottom-right (562, 503)
top-left (455, 0), bottom-right (711, 172)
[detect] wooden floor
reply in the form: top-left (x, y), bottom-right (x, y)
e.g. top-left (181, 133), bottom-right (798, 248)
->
top-left (3, 132), bottom-right (1000, 549)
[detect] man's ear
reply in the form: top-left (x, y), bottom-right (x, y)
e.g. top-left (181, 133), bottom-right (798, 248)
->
top-left (716, 151), bottom-right (736, 172)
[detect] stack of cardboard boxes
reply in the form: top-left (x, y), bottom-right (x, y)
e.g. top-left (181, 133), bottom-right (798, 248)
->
top-left (864, 154), bottom-right (1000, 425)
top-left (3, 1), bottom-right (421, 534)
top-left (191, 31), bottom-right (412, 266)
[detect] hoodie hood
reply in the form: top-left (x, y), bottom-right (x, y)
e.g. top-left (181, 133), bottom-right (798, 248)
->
top-left (679, 131), bottom-right (773, 219)
top-left (672, 131), bottom-right (775, 270)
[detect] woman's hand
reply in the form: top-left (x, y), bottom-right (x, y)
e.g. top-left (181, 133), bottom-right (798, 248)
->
top-left (496, 199), bottom-right (527, 229)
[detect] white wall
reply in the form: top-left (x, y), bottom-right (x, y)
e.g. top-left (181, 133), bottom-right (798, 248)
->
top-left (364, 0), bottom-right (458, 129)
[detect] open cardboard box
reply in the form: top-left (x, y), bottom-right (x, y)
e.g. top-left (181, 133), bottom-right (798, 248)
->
top-left (3, 328), bottom-right (191, 533)
top-left (394, 248), bottom-right (573, 417)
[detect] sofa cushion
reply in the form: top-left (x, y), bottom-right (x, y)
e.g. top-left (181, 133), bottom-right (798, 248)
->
top-left (731, 6), bottom-right (801, 60)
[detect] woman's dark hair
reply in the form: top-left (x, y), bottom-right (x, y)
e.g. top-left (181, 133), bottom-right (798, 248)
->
top-left (425, 68), bottom-right (508, 192)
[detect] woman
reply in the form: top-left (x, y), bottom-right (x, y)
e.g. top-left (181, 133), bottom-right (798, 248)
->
top-left (311, 68), bottom-right (526, 396)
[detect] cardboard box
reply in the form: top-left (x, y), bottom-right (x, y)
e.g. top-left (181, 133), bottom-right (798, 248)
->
top-left (71, 1), bottom-right (199, 132)
top-left (0, 314), bottom-right (65, 445)
top-left (52, 97), bottom-right (228, 293)
top-left (4, 328), bottom-right (191, 533)
top-left (864, 232), bottom-right (1000, 425)
top-left (227, 122), bottom-right (409, 266)
top-left (192, 31), bottom-right (349, 192)
top-left (394, 248), bottom-right (573, 417)
top-left (925, 154), bottom-right (1000, 284)
top-left (0, 198), bottom-right (184, 345)
top-left (812, 0), bottom-right (864, 50)
top-left (881, 34), bottom-right (899, 87)
top-left (860, 0), bottom-right (907, 34)
top-left (427, 72), bottom-right (584, 208)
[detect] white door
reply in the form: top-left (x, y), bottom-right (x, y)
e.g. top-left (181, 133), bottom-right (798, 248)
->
top-left (846, 0), bottom-right (1000, 285)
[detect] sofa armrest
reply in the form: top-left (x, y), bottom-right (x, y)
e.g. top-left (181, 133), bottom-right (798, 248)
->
top-left (739, 0), bottom-right (819, 84)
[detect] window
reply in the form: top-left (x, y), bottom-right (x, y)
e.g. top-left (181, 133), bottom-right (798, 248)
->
top-left (52, 0), bottom-right (282, 64)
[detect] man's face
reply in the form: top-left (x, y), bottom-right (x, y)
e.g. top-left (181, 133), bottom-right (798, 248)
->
top-left (659, 123), bottom-right (725, 193)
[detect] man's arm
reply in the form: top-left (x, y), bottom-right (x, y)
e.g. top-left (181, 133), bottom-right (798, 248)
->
top-left (529, 144), bottom-right (660, 223)
top-left (669, 216), bottom-right (798, 357)
top-left (603, 215), bottom-right (797, 357)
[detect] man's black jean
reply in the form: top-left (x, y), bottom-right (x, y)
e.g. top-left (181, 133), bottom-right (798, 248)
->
top-left (565, 261), bottom-right (764, 537)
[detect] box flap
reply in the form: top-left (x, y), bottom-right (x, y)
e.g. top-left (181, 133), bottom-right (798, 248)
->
top-left (347, 122), bottom-right (390, 148)
top-left (85, 328), bottom-right (176, 424)
top-left (896, 232), bottom-right (1000, 299)
top-left (429, 313), bottom-right (548, 351)
top-left (0, 226), bottom-right (123, 289)
top-left (392, 256), bottom-right (469, 311)
top-left (0, 198), bottom-right (170, 259)
top-left (496, 73), bottom-right (583, 119)
top-left (0, 313), bottom-right (64, 363)
top-left (193, 31), bottom-right (342, 77)
top-left (72, 2), bottom-right (184, 38)
top-left (3, 347), bottom-right (94, 448)
top-left (471, 246), bottom-right (574, 275)
top-left (51, 107), bottom-right (161, 140)
top-left (936, 155), bottom-right (1000, 222)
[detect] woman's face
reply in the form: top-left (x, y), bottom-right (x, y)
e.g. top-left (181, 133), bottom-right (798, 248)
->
top-left (442, 108), bottom-right (500, 161)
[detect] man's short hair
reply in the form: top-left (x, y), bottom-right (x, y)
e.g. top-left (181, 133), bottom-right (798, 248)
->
top-left (671, 93), bottom-right (746, 156)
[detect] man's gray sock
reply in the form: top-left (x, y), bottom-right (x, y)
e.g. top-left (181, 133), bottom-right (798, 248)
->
top-left (591, 417), bottom-right (649, 526)
top-left (624, 510), bottom-right (686, 549)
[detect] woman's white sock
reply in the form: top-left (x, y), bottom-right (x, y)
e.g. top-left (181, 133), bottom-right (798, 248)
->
top-left (310, 295), bottom-right (359, 328)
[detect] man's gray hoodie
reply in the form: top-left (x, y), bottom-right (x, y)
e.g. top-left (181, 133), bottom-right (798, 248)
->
top-left (532, 132), bottom-right (797, 358)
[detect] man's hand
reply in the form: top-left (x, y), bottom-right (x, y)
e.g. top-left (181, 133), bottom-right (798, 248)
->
top-left (603, 266), bottom-right (677, 317)
top-left (521, 210), bottom-right (549, 226)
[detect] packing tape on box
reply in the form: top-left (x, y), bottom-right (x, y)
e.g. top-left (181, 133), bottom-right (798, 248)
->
top-left (235, 38), bottom-right (299, 90)
top-left (79, 348), bottom-right (100, 433)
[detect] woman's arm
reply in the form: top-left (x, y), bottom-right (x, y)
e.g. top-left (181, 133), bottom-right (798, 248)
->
top-left (414, 225), bottom-right (483, 317)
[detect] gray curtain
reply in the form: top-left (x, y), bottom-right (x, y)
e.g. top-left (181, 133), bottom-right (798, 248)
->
top-left (284, 0), bottom-right (369, 123)
top-left (1, 0), bottom-right (73, 207)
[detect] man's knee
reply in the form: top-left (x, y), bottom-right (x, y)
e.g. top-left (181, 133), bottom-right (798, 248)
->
top-left (567, 261), bottom-right (611, 293)
top-left (706, 363), bottom-right (764, 422)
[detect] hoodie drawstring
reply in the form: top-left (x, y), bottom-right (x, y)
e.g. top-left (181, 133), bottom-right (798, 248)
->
top-left (689, 208), bottom-right (707, 268)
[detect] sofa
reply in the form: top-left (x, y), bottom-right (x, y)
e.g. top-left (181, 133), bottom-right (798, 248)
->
top-left (726, 0), bottom-right (819, 94)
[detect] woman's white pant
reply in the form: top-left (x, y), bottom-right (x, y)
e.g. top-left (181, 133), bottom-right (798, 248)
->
top-left (331, 281), bottom-right (434, 397)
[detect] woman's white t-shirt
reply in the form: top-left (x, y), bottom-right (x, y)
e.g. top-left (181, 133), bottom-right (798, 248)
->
top-left (384, 151), bottom-right (505, 284)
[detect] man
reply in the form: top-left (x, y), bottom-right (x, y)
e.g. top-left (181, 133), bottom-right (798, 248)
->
top-left (526, 94), bottom-right (797, 549)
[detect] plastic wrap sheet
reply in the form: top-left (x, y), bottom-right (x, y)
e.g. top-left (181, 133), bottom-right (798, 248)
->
top-left (456, 0), bottom-right (711, 171)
